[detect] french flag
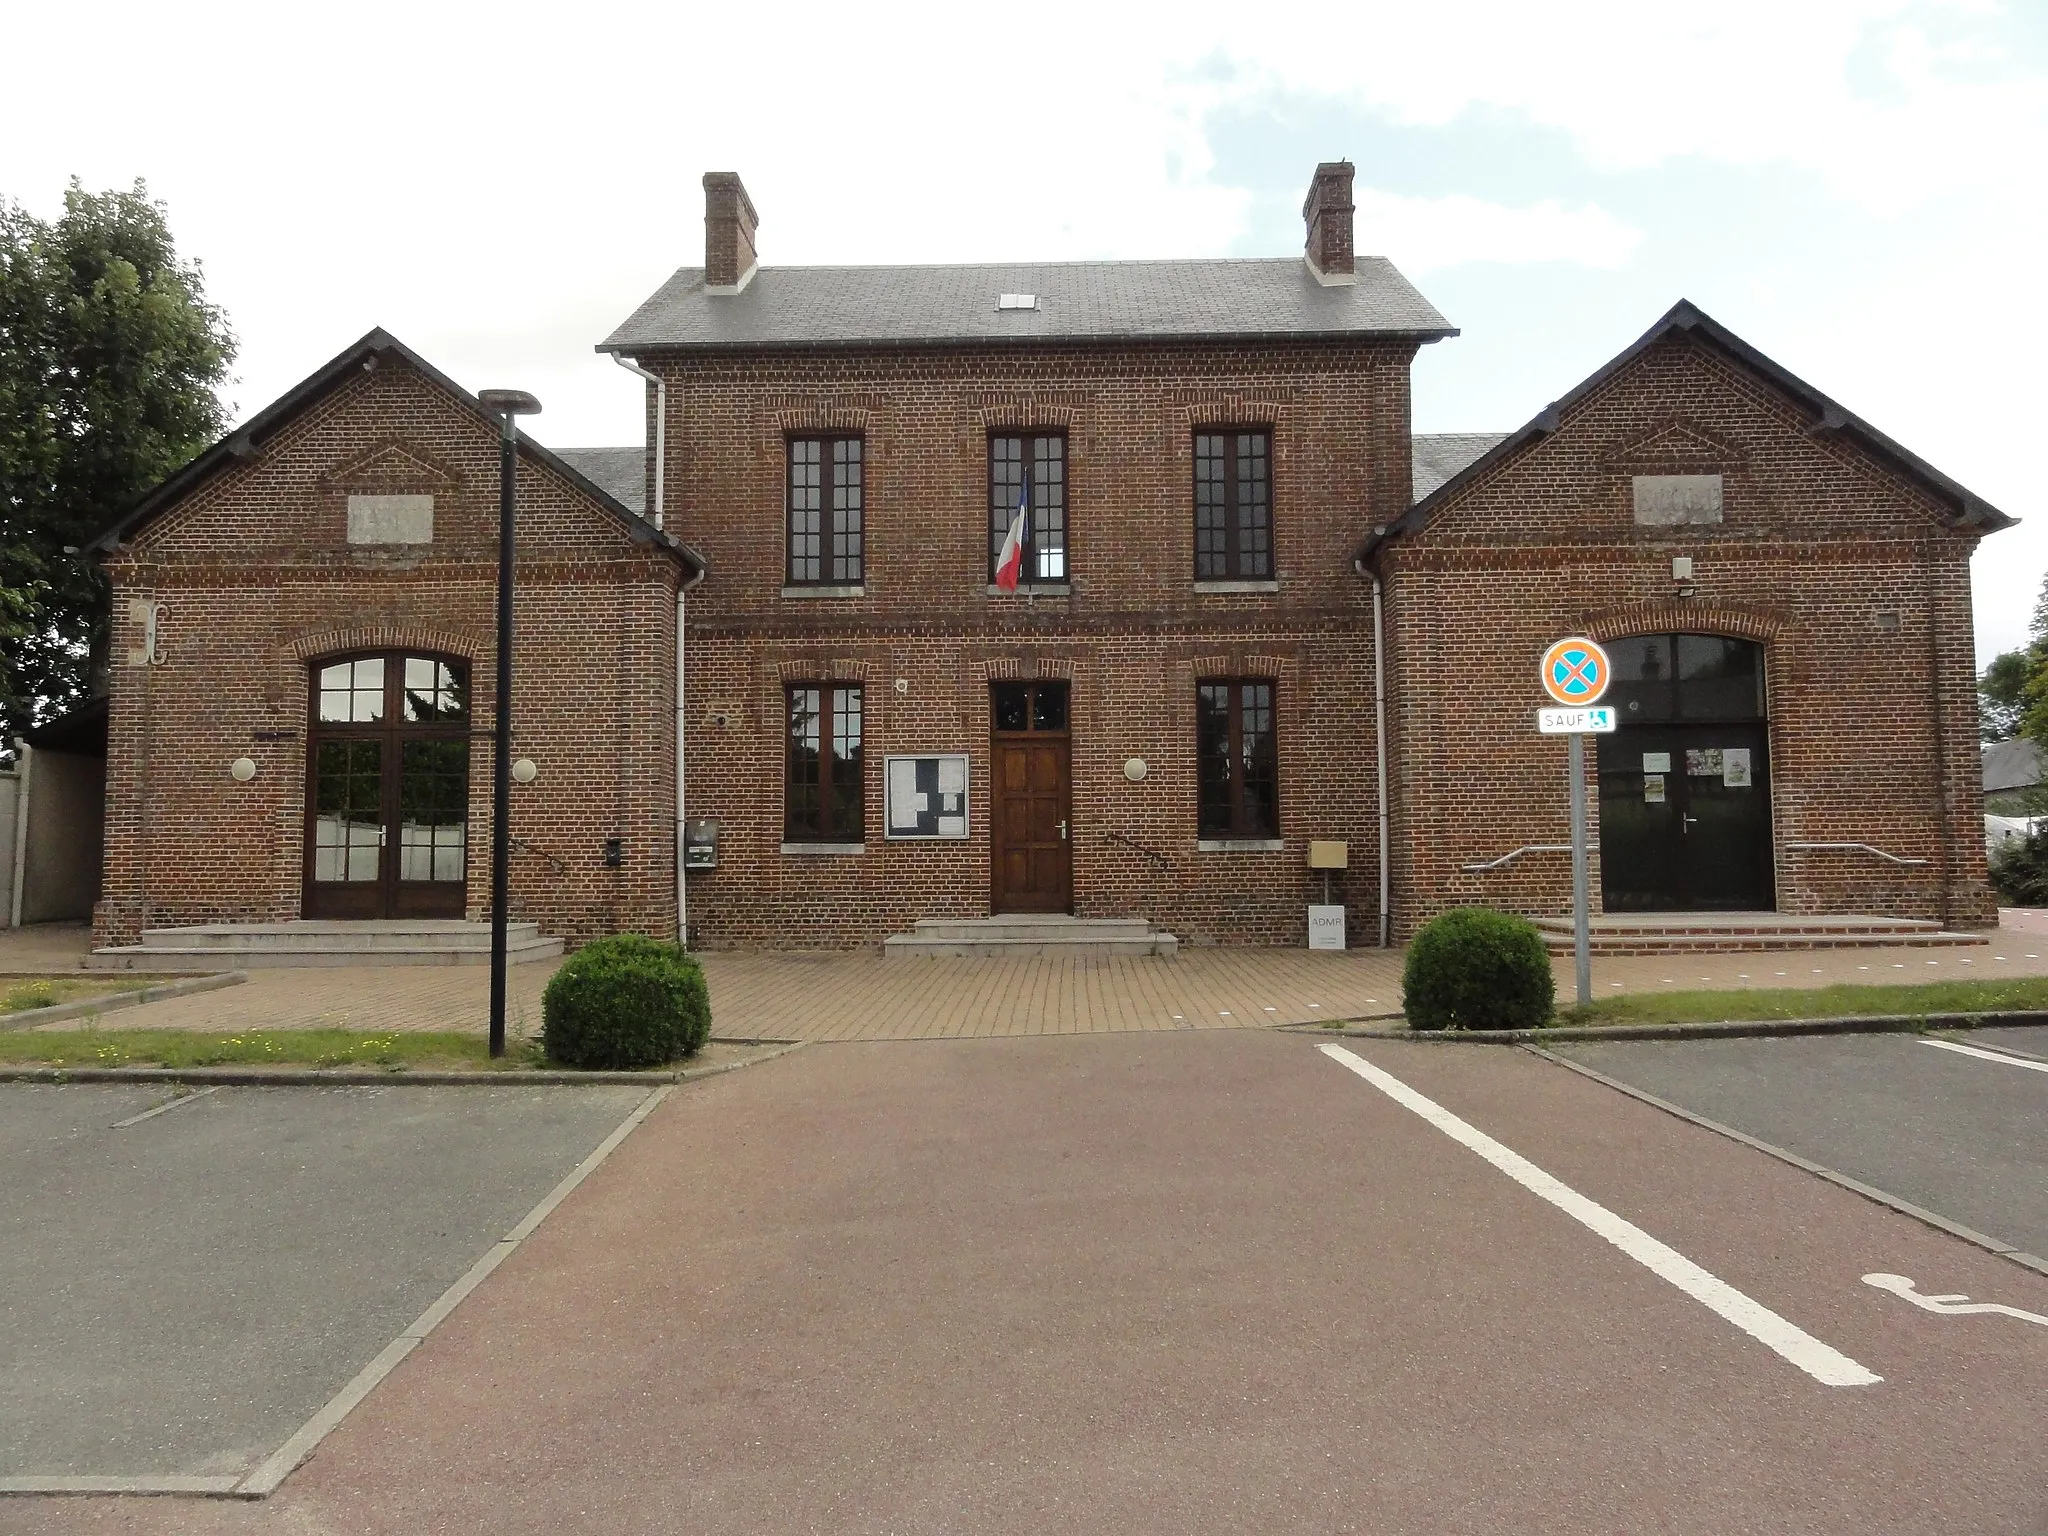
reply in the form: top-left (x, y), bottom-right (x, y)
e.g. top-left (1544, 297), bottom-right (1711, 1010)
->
top-left (994, 478), bottom-right (1029, 592)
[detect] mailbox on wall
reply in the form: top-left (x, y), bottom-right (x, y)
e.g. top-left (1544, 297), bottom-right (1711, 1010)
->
top-left (684, 819), bottom-right (720, 870)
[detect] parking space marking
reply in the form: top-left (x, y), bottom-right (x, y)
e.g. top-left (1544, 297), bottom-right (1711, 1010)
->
top-left (110, 1087), bottom-right (219, 1129)
top-left (1920, 1039), bottom-right (2048, 1075)
top-left (1863, 1273), bottom-right (2048, 1329)
top-left (1319, 1044), bottom-right (1881, 1388)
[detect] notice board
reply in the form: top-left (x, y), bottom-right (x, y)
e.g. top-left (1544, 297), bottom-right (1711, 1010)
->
top-left (885, 754), bottom-right (971, 840)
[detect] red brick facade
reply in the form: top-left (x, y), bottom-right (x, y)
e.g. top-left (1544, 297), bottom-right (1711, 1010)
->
top-left (93, 342), bottom-right (688, 947)
top-left (1379, 323), bottom-right (1998, 935)
top-left (658, 340), bottom-right (1413, 946)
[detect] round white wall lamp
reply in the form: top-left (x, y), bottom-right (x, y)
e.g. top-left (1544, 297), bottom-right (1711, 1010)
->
top-left (229, 757), bottom-right (257, 783)
top-left (511, 758), bottom-right (538, 785)
top-left (1124, 758), bottom-right (1148, 782)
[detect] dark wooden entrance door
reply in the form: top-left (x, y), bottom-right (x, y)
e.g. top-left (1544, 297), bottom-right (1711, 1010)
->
top-left (991, 681), bottom-right (1072, 914)
top-left (304, 653), bottom-right (471, 920)
top-left (1596, 634), bottom-right (1775, 912)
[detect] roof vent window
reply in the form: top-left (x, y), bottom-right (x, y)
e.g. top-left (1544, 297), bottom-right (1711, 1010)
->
top-left (997, 293), bottom-right (1038, 311)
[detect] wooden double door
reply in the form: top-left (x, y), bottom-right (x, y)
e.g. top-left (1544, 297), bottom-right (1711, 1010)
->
top-left (303, 652), bottom-right (472, 920)
top-left (991, 681), bottom-right (1071, 914)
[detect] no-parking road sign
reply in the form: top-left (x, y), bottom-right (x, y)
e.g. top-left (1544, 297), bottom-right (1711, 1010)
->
top-left (1541, 636), bottom-right (1612, 707)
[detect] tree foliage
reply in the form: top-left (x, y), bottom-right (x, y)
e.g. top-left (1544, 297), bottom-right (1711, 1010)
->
top-left (0, 180), bottom-right (234, 751)
top-left (1979, 647), bottom-right (2030, 742)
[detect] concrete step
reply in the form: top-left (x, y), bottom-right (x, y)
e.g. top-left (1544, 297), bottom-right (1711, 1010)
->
top-left (886, 915), bottom-right (1178, 958)
top-left (1535, 928), bottom-right (1987, 955)
top-left (87, 921), bottom-right (563, 971)
top-left (1530, 913), bottom-right (1947, 939)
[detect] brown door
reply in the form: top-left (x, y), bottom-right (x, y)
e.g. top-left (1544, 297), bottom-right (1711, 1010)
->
top-left (305, 652), bottom-right (471, 920)
top-left (991, 681), bottom-right (1072, 914)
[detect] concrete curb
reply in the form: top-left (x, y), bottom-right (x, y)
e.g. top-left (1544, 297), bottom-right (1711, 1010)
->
top-left (0, 1039), bottom-right (806, 1088)
top-left (2, 971), bottom-right (248, 1027)
top-left (1284, 1009), bottom-right (2048, 1045)
top-left (1523, 1044), bottom-right (2048, 1281)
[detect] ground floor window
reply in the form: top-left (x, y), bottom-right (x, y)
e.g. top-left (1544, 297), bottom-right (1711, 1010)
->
top-left (1196, 679), bottom-right (1278, 838)
top-left (786, 684), bottom-right (865, 841)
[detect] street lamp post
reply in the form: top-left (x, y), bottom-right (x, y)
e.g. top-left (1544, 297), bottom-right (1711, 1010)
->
top-left (478, 388), bottom-right (541, 1058)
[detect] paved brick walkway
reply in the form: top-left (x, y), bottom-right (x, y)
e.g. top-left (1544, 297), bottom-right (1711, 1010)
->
top-left (5, 917), bottom-right (2047, 1043)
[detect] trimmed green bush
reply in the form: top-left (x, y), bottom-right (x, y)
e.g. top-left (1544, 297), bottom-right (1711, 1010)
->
top-left (1401, 907), bottom-right (1554, 1031)
top-left (542, 935), bottom-right (711, 1070)
top-left (1989, 829), bottom-right (2048, 907)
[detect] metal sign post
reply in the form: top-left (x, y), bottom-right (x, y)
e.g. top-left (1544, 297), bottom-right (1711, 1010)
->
top-left (1539, 638), bottom-right (1614, 1007)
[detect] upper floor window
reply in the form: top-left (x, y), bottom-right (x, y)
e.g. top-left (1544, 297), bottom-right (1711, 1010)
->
top-left (1196, 678), bottom-right (1279, 839)
top-left (989, 432), bottom-right (1067, 585)
top-left (785, 683), bottom-right (865, 842)
top-left (1194, 430), bottom-right (1272, 580)
top-left (788, 436), bottom-right (863, 585)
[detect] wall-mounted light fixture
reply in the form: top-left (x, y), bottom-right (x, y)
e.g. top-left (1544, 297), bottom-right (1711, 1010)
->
top-left (511, 758), bottom-right (538, 784)
top-left (1124, 758), bottom-right (1148, 782)
top-left (229, 757), bottom-right (257, 782)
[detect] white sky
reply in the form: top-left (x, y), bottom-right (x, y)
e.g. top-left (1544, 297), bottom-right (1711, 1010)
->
top-left (5, 0), bottom-right (2042, 663)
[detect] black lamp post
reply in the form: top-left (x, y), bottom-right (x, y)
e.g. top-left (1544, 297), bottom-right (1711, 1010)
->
top-left (478, 388), bottom-right (541, 1058)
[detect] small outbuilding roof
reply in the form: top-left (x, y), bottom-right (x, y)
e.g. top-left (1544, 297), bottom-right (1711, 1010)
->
top-left (85, 330), bottom-right (704, 577)
top-left (599, 258), bottom-right (1456, 353)
top-left (552, 447), bottom-right (646, 515)
top-left (1983, 737), bottom-right (2042, 795)
top-left (1412, 433), bottom-right (1509, 503)
top-left (1359, 299), bottom-right (2015, 568)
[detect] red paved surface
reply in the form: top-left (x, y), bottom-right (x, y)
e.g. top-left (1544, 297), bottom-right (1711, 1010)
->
top-left (11, 1034), bottom-right (2047, 1534)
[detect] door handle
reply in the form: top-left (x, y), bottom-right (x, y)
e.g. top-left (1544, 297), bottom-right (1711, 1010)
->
top-left (1682, 815), bottom-right (1699, 832)
top-left (1057, 820), bottom-right (1068, 841)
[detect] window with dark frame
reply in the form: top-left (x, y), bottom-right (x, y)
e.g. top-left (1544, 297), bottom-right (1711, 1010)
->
top-left (787, 436), bottom-right (864, 585)
top-left (988, 432), bottom-right (1067, 584)
top-left (1195, 679), bottom-right (1279, 839)
top-left (1193, 430), bottom-right (1272, 580)
top-left (784, 683), bottom-right (865, 842)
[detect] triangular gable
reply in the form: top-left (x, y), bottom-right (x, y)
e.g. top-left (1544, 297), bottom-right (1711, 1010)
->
top-left (1359, 299), bottom-right (2012, 568)
top-left (1600, 417), bottom-right (1750, 474)
top-left (319, 438), bottom-right (466, 493)
top-left (85, 327), bottom-right (705, 578)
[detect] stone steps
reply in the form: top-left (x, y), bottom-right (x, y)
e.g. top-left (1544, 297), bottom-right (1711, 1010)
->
top-left (885, 915), bottom-right (1178, 958)
top-left (1531, 913), bottom-right (1988, 955)
top-left (87, 920), bottom-right (564, 971)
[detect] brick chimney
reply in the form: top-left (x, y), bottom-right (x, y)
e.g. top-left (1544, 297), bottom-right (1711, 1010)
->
top-left (1303, 161), bottom-right (1355, 284)
top-left (703, 172), bottom-right (759, 292)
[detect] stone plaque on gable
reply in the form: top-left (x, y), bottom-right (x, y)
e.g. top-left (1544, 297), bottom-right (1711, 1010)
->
top-left (347, 493), bottom-right (435, 545)
top-left (1632, 474), bottom-right (1723, 526)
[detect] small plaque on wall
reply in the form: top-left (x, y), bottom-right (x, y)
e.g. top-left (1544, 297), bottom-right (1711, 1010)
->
top-left (885, 755), bottom-right (971, 840)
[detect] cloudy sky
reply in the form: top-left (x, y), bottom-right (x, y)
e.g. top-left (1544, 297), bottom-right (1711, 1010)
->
top-left (6, 0), bottom-right (2042, 662)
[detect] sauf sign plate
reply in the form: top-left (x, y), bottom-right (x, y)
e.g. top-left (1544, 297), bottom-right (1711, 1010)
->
top-left (1538, 705), bottom-right (1617, 734)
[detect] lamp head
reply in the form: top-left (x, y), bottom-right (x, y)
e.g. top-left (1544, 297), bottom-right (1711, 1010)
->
top-left (477, 389), bottom-right (542, 418)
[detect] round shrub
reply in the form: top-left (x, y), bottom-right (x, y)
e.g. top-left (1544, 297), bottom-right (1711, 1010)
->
top-left (542, 935), bottom-right (711, 1070)
top-left (1401, 907), bottom-right (1554, 1031)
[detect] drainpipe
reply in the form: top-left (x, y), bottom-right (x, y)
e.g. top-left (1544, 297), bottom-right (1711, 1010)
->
top-left (613, 354), bottom-right (699, 950)
top-left (1354, 551), bottom-right (1393, 948)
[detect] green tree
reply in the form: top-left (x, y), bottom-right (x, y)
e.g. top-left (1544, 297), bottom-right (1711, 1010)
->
top-left (0, 180), bottom-right (235, 753)
top-left (1980, 647), bottom-right (2032, 741)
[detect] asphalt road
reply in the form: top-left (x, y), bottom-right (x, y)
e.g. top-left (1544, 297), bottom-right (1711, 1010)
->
top-left (10, 1033), bottom-right (2044, 1535)
top-left (0, 1082), bottom-right (650, 1482)
top-left (1552, 1029), bottom-right (2048, 1262)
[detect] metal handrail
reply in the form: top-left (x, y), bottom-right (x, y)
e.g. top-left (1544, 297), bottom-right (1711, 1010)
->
top-left (1461, 843), bottom-right (1596, 873)
top-left (1104, 829), bottom-right (1174, 872)
top-left (1783, 842), bottom-right (1930, 867)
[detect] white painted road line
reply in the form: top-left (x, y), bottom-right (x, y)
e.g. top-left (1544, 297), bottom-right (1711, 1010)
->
top-left (1919, 1039), bottom-right (2048, 1075)
top-left (1863, 1273), bottom-right (2048, 1329)
top-left (111, 1087), bottom-right (219, 1128)
top-left (1318, 1044), bottom-right (1881, 1388)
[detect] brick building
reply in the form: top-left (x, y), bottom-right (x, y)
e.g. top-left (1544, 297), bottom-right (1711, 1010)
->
top-left (83, 163), bottom-right (2010, 957)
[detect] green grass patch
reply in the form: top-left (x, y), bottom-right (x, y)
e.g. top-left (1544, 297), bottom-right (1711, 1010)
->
top-left (2, 977), bottom-right (153, 1015)
top-left (0, 1027), bottom-right (537, 1070)
top-left (1555, 975), bottom-right (2048, 1029)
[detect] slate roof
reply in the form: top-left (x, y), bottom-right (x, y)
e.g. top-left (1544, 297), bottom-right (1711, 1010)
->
top-left (1412, 433), bottom-right (1509, 502)
top-left (1982, 738), bottom-right (2042, 794)
top-left (553, 446), bottom-right (646, 515)
top-left (1357, 299), bottom-right (2015, 569)
top-left (600, 258), bottom-right (1456, 353)
top-left (85, 330), bottom-right (703, 577)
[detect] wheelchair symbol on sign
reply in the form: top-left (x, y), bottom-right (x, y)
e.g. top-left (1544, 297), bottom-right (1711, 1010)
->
top-left (1541, 637), bottom-right (1611, 707)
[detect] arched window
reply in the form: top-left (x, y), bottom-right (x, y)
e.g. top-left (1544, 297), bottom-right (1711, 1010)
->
top-left (304, 652), bottom-right (471, 919)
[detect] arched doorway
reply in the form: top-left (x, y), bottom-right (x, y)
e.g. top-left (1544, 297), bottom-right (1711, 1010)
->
top-left (303, 652), bottom-right (471, 919)
top-left (1596, 634), bottom-right (1774, 911)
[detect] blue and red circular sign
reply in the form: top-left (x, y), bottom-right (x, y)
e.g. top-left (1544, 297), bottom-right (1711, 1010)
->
top-left (1540, 637), bottom-right (1611, 706)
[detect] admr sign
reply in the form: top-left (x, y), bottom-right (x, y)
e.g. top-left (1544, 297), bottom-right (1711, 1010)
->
top-left (1538, 635), bottom-right (1611, 1009)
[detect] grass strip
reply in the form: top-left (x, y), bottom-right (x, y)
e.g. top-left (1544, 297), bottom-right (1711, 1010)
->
top-left (2, 978), bottom-right (155, 1015)
top-left (1555, 975), bottom-right (2048, 1028)
top-left (0, 1027), bottom-right (528, 1071)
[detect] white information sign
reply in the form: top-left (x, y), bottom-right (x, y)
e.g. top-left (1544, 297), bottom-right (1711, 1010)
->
top-left (1307, 904), bottom-right (1346, 951)
top-left (884, 754), bottom-right (972, 840)
top-left (1537, 706), bottom-right (1617, 735)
